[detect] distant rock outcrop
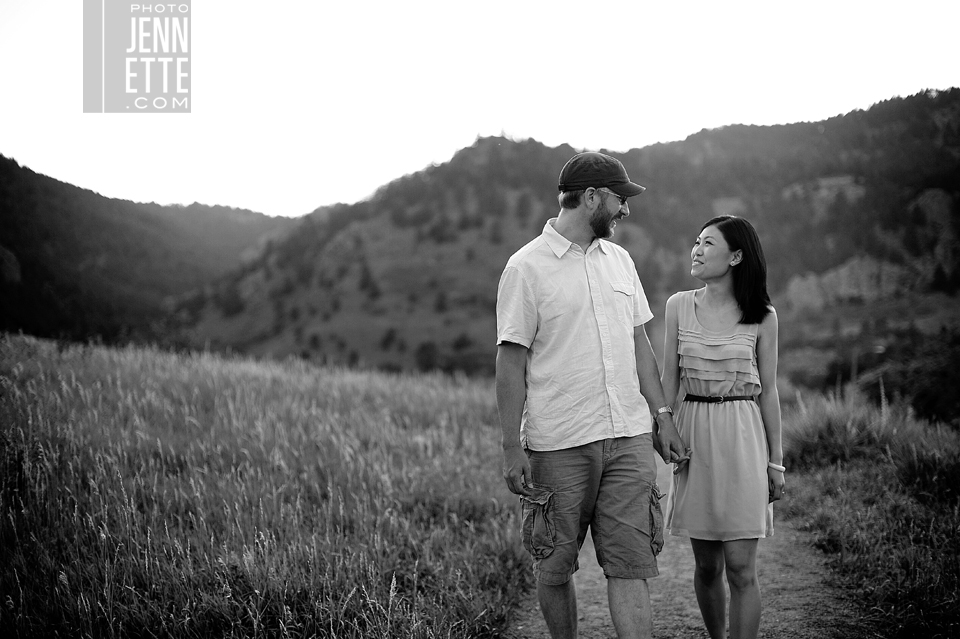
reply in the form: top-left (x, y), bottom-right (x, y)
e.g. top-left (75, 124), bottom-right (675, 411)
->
top-left (782, 175), bottom-right (866, 222)
top-left (785, 255), bottom-right (915, 310)
top-left (911, 188), bottom-right (957, 282)
top-left (785, 185), bottom-right (958, 310)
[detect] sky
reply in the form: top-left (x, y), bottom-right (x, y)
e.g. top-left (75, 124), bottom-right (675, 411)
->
top-left (1, 0), bottom-right (957, 219)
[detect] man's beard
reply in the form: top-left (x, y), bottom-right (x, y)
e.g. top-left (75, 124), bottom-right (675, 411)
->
top-left (589, 196), bottom-right (617, 239)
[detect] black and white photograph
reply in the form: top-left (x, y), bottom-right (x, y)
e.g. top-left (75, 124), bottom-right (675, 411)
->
top-left (1, 1), bottom-right (958, 637)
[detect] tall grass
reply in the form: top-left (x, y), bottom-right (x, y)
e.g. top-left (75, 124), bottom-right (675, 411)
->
top-left (779, 389), bottom-right (960, 639)
top-left (0, 334), bottom-right (529, 637)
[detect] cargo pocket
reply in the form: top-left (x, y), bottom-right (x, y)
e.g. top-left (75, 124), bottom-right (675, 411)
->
top-left (520, 486), bottom-right (556, 560)
top-left (649, 484), bottom-right (665, 556)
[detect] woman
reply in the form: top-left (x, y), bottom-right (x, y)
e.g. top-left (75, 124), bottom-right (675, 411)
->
top-left (661, 215), bottom-right (785, 639)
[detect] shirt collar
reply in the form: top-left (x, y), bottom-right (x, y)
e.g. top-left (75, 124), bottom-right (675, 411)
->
top-left (542, 218), bottom-right (609, 258)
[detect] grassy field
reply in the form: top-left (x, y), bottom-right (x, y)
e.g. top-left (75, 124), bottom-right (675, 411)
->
top-left (0, 334), bottom-right (527, 637)
top-left (2, 334), bottom-right (958, 637)
top-left (778, 390), bottom-right (960, 638)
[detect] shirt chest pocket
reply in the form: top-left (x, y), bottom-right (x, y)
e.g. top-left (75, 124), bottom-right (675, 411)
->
top-left (611, 281), bottom-right (635, 326)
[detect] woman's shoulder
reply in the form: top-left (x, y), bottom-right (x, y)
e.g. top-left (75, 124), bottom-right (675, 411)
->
top-left (668, 289), bottom-right (699, 304)
top-left (666, 289), bottom-right (695, 311)
top-left (758, 305), bottom-right (779, 333)
top-left (666, 289), bottom-right (701, 326)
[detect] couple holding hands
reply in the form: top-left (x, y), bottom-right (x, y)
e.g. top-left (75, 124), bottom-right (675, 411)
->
top-left (496, 152), bottom-right (785, 639)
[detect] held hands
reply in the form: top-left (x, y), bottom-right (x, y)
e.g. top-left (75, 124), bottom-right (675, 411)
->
top-left (653, 414), bottom-right (691, 475)
top-left (502, 446), bottom-right (533, 496)
top-left (672, 448), bottom-right (693, 474)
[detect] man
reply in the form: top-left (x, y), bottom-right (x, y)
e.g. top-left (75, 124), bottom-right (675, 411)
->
top-left (496, 151), bottom-right (688, 639)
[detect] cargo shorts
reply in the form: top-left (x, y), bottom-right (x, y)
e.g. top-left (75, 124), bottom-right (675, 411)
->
top-left (520, 434), bottom-right (663, 585)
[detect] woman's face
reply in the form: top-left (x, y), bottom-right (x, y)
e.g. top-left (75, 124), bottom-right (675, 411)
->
top-left (690, 225), bottom-right (741, 281)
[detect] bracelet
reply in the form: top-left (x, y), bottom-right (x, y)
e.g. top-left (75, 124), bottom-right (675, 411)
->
top-left (767, 462), bottom-right (786, 472)
top-left (655, 405), bottom-right (673, 417)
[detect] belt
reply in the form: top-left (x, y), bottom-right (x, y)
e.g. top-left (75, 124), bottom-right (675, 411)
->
top-left (683, 394), bottom-right (755, 403)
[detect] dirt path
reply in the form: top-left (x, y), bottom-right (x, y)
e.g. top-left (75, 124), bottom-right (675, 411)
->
top-left (503, 461), bottom-right (865, 639)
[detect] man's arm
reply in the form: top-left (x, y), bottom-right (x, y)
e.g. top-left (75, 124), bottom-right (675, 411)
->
top-left (496, 341), bottom-right (533, 496)
top-left (658, 295), bottom-right (690, 472)
top-left (634, 324), bottom-right (687, 464)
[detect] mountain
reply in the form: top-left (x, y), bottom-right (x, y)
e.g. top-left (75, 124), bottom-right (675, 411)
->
top-left (0, 156), bottom-right (296, 341)
top-left (169, 140), bottom-right (575, 372)
top-left (171, 89), bottom-right (960, 377)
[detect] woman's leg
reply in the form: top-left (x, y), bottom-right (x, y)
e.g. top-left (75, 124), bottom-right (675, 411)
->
top-left (690, 538), bottom-right (727, 639)
top-left (723, 539), bottom-right (761, 639)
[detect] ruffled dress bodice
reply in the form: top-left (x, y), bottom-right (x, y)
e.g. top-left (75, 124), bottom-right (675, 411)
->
top-left (678, 292), bottom-right (760, 398)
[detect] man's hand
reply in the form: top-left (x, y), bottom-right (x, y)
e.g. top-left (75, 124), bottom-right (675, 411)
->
top-left (652, 427), bottom-right (667, 459)
top-left (654, 415), bottom-right (691, 474)
top-left (502, 446), bottom-right (533, 496)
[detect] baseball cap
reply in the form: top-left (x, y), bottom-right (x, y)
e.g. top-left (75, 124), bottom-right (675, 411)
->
top-left (557, 152), bottom-right (646, 197)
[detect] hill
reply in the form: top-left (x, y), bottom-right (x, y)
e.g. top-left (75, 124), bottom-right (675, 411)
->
top-left (172, 89), bottom-right (960, 377)
top-left (0, 156), bottom-right (296, 341)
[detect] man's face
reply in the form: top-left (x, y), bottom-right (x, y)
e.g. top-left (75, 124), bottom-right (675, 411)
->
top-left (589, 190), bottom-right (628, 239)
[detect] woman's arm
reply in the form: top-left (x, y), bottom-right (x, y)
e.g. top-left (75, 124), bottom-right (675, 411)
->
top-left (660, 293), bottom-right (682, 409)
top-left (757, 308), bottom-right (785, 501)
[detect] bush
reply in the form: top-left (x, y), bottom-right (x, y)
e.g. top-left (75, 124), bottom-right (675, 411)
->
top-left (895, 442), bottom-right (960, 507)
top-left (829, 326), bottom-right (960, 426)
top-left (784, 390), bottom-right (905, 470)
top-left (215, 282), bottom-right (246, 317)
top-left (415, 341), bottom-right (440, 371)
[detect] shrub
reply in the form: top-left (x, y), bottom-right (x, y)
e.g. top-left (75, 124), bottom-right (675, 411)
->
top-left (215, 282), bottom-right (246, 317)
top-left (784, 390), bottom-right (905, 469)
top-left (895, 440), bottom-right (960, 507)
top-left (828, 326), bottom-right (960, 426)
top-left (415, 341), bottom-right (440, 371)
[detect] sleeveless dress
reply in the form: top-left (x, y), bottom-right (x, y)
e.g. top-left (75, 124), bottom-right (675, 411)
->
top-left (664, 289), bottom-right (774, 540)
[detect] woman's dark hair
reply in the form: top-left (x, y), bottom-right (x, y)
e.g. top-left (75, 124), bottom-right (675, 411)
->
top-left (700, 215), bottom-right (772, 324)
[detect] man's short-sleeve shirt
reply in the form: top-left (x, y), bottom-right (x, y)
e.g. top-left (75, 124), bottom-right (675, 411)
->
top-left (496, 218), bottom-right (655, 451)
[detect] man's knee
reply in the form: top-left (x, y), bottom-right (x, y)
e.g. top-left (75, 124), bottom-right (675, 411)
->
top-left (607, 576), bottom-right (649, 594)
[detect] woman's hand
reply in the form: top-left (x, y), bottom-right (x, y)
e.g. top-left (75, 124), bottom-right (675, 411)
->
top-left (673, 447), bottom-right (692, 475)
top-left (768, 467), bottom-right (785, 502)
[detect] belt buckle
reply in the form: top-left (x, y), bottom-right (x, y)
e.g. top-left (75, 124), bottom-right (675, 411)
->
top-left (716, 396), bottom-right (724, 403)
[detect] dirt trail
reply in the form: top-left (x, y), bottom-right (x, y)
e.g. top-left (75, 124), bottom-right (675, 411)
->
top-left (504, 461), bottom-right (865, 639)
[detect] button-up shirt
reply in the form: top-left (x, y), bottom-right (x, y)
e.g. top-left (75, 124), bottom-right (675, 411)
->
top-left (496, 218), bottom-right (654, 451)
